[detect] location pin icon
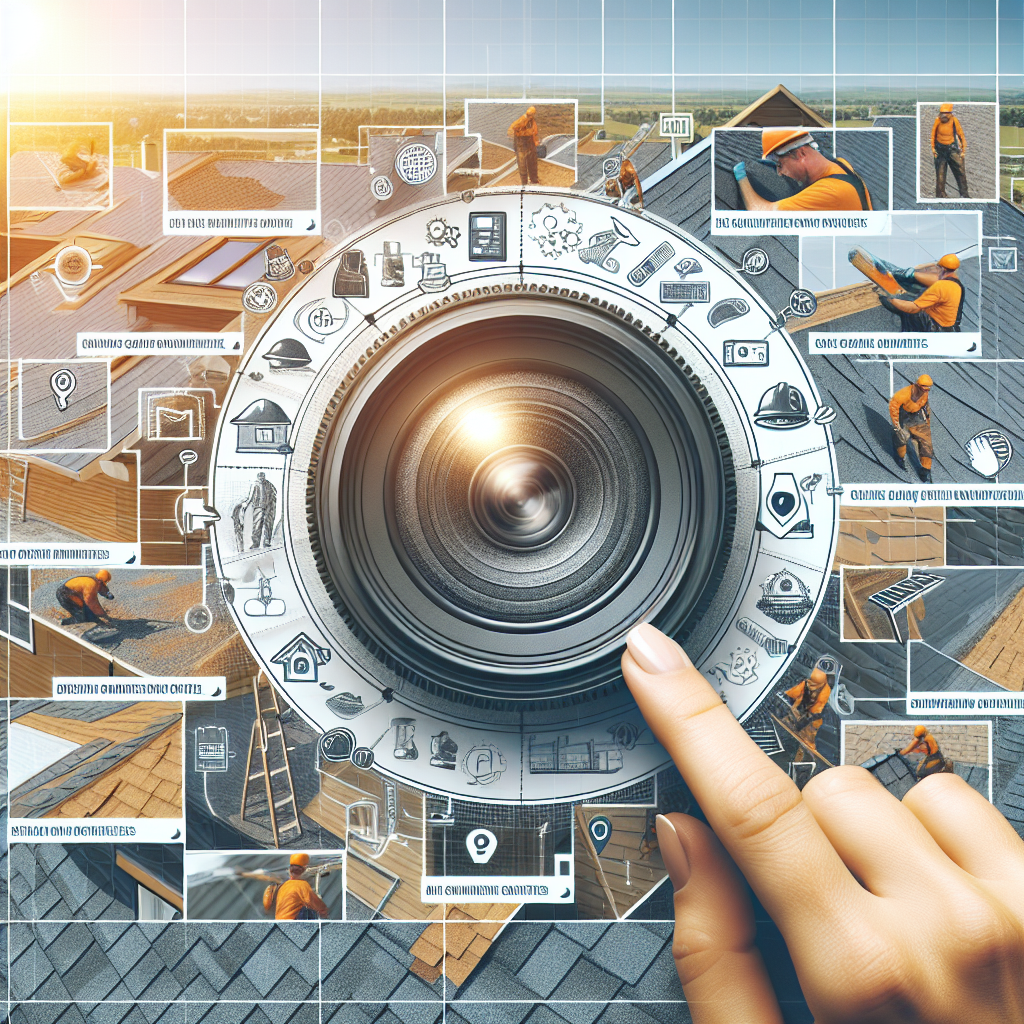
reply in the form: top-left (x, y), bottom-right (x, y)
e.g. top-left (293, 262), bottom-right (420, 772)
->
top-left (50, 368), bottom-right (77, 411)
top-left (466, 828), bottom-right (498, 864)
top-left (588, 815), bottom-right (612, 855)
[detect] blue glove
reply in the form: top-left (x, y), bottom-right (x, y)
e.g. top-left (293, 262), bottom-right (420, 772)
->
top-left (733, 161), bottom-right (747, 181)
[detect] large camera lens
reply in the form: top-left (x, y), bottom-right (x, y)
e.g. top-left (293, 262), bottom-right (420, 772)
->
top-left (312, 298), bottom-right (737, 708)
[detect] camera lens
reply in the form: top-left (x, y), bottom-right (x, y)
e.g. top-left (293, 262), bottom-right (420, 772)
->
top-left (312, 299), bottom-right (738, 708)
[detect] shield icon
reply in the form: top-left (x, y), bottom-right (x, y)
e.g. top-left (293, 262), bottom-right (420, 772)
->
top-left (763, 473), bottom-right (811, 538)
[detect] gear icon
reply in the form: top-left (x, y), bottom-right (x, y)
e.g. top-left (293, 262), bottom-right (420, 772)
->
top-left (426, 218), bottom-right (461, 248)
top-left (527, 203), bottom-right (582, 258)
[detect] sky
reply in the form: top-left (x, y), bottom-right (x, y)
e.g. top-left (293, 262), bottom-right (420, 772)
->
top-left (0, 0), bottom-right (1019, 101)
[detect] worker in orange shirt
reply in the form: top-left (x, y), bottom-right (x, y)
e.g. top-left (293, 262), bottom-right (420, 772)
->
top-left (508, 106), bottom-right (540, 185)
top-left (733, 129), bottom-right (873, 212)
top-left (900, 724), bottom-right (954, 780)
top-left (605, 157), bottom-right (644, 209)
top-left (264, 854), bottom-right (330, 920)
top-left (784, 667), bottom-right (831, 757)
top-left (56, 570), bottom-right (115, 625)
top-left (58, 138), bottom-right (100, 185)
top-left (889, 374), bottom-right (935, 483)
top-left (878, 253), bottom-right (965, 333)
top-left (931, 103), bottom-right (969, 198)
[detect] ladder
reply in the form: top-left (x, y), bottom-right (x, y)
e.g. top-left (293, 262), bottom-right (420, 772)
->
top-left (240, 675), bottom-right (302, 847)
top-left (0, 457), bottom-right (29, 524)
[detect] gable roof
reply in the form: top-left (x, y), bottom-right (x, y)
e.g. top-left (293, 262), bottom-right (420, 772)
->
top-left (724, 83), bottom-right (831, 128)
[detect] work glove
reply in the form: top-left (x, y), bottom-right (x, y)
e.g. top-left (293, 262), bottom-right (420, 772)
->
top-left (732, 161), bottom-right (746, 181)
top-left (893, 426), bottom-right (910, 446)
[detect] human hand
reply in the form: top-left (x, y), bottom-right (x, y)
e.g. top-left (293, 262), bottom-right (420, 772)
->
top-left (733, 161), bottom-right (747, 181)
top-left (622, 623), bottom-right (1024, 1024)
top-left (932, 149), bottom-right (938, 158)
top-left (965, 433), bottom-right (1001, 478)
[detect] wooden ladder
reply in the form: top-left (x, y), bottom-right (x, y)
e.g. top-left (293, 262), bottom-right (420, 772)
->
top-left (0, 457), bottom-right (29, 524)
top-left (240, 675), bottom-right (303, 847)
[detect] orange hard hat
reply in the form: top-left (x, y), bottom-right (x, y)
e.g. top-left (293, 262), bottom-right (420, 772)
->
top-left (916, 374), bottom-right (933, 389)
top-left (939, 103), bottom-right (954, 113)
top-left (95, 569), bottom-right (112, 582)
top-left (914, 724), bottom-right (928, 738)
top-left (290, 853), bottom-right (310, 867)
top-left (762, 128), bottom-right (814, 160)
top-left (938, 253), bottom-right (960, 270)
top-left (810, 667), bottom-right (828, 685)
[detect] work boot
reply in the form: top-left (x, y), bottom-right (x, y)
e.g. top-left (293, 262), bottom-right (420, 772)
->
top-left (918, 466), bottom-right (932, 483)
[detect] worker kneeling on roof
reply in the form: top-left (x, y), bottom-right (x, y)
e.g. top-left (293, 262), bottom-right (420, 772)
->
top-left (878, 253), bottom-right (965, 333)
top-left (264, 854), bottom-right (330, 920)
top-left (56, 570), bottom-right (115, 626)
top-left (733, 128), bottom-right (873, 212)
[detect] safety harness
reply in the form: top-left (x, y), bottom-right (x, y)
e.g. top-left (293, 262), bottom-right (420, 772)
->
top-left (825, 157), bottom-right (873, 211)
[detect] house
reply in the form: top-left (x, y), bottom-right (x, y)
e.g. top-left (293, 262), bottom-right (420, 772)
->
top-left (230, 399), bottom-right (293, 454)
top-left (270, 632), bottom-right (331, 683)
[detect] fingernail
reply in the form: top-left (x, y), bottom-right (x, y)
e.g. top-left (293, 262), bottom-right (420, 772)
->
top-left (626, 623), bottom-right (692, 674)
top-left (656, 814), bottom-right (690, 891)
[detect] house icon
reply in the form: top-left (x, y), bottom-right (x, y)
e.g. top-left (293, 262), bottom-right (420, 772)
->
top-left (231, 399), bottom-right (293, 454)
top-left (271, 632), bottom-right (331, 683)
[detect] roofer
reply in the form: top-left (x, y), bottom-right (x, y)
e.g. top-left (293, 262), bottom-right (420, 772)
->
top-left (889, 374), bottom-right (935, 483)
top-left (878, 253), bottom-right (965, 333)
top-left (931, 103), bottom-right (969, 198)
top-left (900, 724), bottom-right (954, 780)
top-left (264, 854), bottom-right (329, 920)
top-left (733, 128), bottom-right (873, 212)
top-left (605, 157), bottom-right (644, 209)
top-left (56, 570), bottom-right (115, 625)
top-left (508, 106), bottom-right (540, 186)
top-left (58, 137), bottom-right (100, 185)
top-left (785, 667), bottom-right (831, 757)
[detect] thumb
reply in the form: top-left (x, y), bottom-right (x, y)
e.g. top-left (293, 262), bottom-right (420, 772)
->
top-left (657, 813), bottom-right (783, 1024)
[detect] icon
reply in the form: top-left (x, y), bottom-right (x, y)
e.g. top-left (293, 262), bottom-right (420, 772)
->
top-left (466, 828), bottom-right (498, 864)
top-left (391, 718), bottom-right (418, 760)
top-left (294, 297), bottom-right (348, 342)
top-left (602, 156), bottom-right (622, 180)
top-left (394, 143), bottom-right (438, 185)
top-left (757, 569), bottom-right (813, 624)
top-left (579, 216), bottom-right (641, 273)
top-left (180, 497), bottom-right (220, 533)
top-left (588, 815), bottom-right (612, 855)
top-left (426, 217), bottom-right (460, 248)
top-left (628, 242), bottom-right (675, 286)
top-left (800, 473), bottom-right (823, 503)
top-left (710, 646), bottom-right (759, 687)
top-left (333, 249), bottom-right (370, 298)
top-left (762, 473), bottom-right (813, 539)
top-left (297, 259), bottom-right (314, 275)
top-left (988, 247), bottom-right (1017, 273)
top-left (371, 174), bottom-right (394, 200)
top-left (528, 202), bottom-right (583, 259)
top-left (230, 399), bottom-right (292, 454)
top-left (241, 572), bottom-right (285, 616)
top-left (54, 245), bottom-right (96, 287)
top-left (462, 743), bottom-right (507, 785)
top-left (660, 281), bottom-right (710, 306)
top-left (430, 730), bottom-right (459, 769)
top-left (263, 338), bottom-right (312, 371)
top-left (232, 474), bottom-right (277, 551)
top-left (170, 829), bottom-right (181, 840)
top-left (352, 747), bottom-right (375, 769)
top-left (271, 632), bottom-right (332, 684)
top-left (528, 734), bottom-right (624, 774)
top-left (965, 429), bottom-right (1012, 478)
top-left (737, 617), bottom-right (792, 657)
top-left (326, 687), bottom-right (394, 719)
top-left (469, 212), bottom-right (507, 261)
top-left (754, 383), bottom-right (810, 430)
top-left (195, 726), bottom-right (229, 772)
top-left (412, 252), bottom-right (450, 293)
top-left (263, 245), bottom-right (294, 282)
top-left (179, 449), bottom-right (198, 467)
top-left (49, 368), bottom-right (77, 411)
top-left (723, 340), bottom-right (768, 366)
top-left (813, 405), bottom-right (837, 425)
top-left (242, 282), bottom-right (278, 314)
top-left (708, 298), bottom-right (750, 327)
top-left (741, 248), bottom-right (770, 275)
top-left (673, 256), bottom-right (702, 278)
top-left (372, 240), bottom-right (406, 287)
top-left (319, 728), bottom-right (356, 763)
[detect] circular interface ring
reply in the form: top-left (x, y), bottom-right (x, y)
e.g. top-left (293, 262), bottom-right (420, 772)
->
top-left (210, 189), bottom-right (838, 804)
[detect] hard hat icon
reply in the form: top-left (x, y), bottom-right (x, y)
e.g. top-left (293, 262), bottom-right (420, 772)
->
top-left (754, 382), bottom-right (810, 429)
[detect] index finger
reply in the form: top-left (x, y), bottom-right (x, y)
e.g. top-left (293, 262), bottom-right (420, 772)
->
top-left (622, 624), bottom-right (864, 938)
